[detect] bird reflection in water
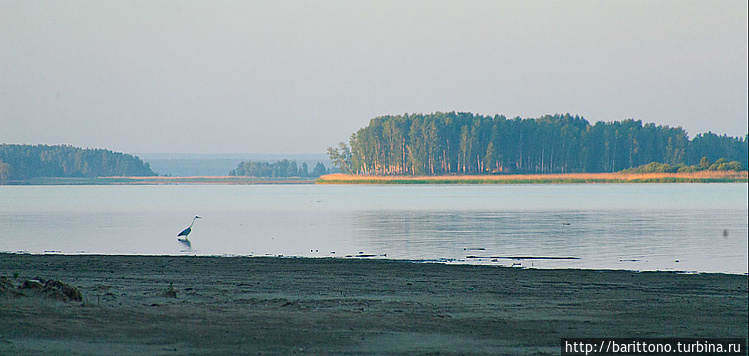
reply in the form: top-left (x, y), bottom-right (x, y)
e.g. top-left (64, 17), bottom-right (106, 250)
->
top-left (178, 238), bottom-right (192, 251)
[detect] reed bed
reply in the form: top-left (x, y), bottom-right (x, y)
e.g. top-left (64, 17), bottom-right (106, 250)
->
top-left (317, 171), bottom-right (748, 184)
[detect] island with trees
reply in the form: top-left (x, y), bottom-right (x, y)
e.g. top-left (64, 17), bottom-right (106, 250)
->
top-left (322, 112), bottom-right (747, 183)
top-left (0, 144), bottom-right (155, 184)
top-left (230, 160), bottom-right (329, 178)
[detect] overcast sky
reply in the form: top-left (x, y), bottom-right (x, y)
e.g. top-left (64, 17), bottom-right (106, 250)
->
top-left (1, 1), bottom-right (747, 155)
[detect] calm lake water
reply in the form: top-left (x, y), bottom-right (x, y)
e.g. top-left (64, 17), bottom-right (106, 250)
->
top-left (0, 184), bottom-right (746, 274)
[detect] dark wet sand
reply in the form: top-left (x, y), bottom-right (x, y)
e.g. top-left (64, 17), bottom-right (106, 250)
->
top-left (1, 254), bottom-right (747, 355)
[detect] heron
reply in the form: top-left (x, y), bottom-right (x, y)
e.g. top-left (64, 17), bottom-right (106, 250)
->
top-left (177, 216), bottom-right (201, 239)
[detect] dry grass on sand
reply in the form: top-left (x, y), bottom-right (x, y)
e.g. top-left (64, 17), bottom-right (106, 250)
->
top-left (317, 171), bottom-right (748, 184)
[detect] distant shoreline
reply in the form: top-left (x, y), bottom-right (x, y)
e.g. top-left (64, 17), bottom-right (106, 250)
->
top-left (2, 171), bottom-right (746, 185)
top-left (1, 176), bottom-right (316, 185)
top-left (317, 171), bottom-right (749, 184)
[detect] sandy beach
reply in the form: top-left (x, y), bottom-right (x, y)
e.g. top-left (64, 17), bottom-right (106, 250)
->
top-left (1, 254), bottom-right (747, 355)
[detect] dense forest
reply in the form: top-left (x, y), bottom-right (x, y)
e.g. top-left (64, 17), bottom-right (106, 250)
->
top-left (0, 144), bottom-right (156, 181)
top-left (328, 112), bottom-right (748, 175)
top-left (230, 160), bottom-right (329, 178)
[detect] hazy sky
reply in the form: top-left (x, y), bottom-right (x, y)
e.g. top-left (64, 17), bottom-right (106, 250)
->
top-left (2, 1), bottom-right (747, 155)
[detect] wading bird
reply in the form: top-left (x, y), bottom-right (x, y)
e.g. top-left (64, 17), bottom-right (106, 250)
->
top-left (178, 216), bottom-right (201, 239)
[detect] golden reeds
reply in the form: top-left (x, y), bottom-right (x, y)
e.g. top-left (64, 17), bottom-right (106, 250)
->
top-left (317, 171), bottom-right (748, 184)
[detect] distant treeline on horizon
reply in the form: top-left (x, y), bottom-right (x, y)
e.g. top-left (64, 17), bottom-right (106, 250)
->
top-left (327, 112), bottom-right (748, 175)
top-left (0, 144), bottom-right (155, 181)
top-left (230, 160), bottom-right (330, 178)
top-left (0, 144), bottom-right (334, 181)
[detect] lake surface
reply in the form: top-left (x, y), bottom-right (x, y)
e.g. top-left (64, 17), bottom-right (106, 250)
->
top-left (0, 184), bottom-right (746, 274)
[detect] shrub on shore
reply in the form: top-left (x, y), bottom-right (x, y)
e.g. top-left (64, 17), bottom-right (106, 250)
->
top-left (621, 157), bottom-right (744, 174)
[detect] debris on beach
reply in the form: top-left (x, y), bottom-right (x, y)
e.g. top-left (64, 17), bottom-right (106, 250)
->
top-left (1, 276), bottom-right (83, 302)
top-left (0, 276), bottom-right (23, 297)
top-left (41, 279), bottom-right (84, 302)
top-left (163, 282), bottom-right (178, 298)
top-left (466, 255), bottom-right (580, 260)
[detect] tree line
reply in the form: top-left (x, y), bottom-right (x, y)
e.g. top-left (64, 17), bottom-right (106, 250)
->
top-left (622, 157), bottom-right (743, 174)
top-left (0, 144), bottom-right (156, 181)
top-left (230, 160), bottom-right (329, 178)
top-left (328, 112), bottom-right (748, 175)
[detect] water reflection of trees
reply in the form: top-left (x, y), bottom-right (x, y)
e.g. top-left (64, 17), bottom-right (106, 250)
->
top-left (350, 210), bottom-right (597, 260)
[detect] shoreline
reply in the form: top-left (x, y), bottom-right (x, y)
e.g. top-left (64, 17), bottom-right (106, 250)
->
top-left (317, 171), bottom-right (749, 184)
top-left (1, 176), bottom-right (317, 185)
top-left (2, 254), bottom-right (746, 354)
top-left (4, 252), bottom-right (748, 276)
top-left (1, 171), bottom-right (746, 185)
